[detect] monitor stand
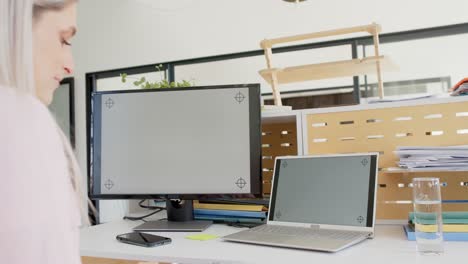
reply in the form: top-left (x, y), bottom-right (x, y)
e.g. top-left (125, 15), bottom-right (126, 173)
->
top-left (133, 199), bottom-right (212, 232)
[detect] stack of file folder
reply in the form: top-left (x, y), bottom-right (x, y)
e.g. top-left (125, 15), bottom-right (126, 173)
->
top-left (395, 146), bottom-right (468, 171)
top-left (193, 200), bottom-right (268, 225)
top-left (404, 211), bottom-right (468, 241)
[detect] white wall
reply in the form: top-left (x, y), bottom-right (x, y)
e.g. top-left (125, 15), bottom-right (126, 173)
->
top-left (72, 0), bottom-right (468, 221)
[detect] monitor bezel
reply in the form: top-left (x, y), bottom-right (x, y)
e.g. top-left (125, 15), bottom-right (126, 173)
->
top-left (87, 83), bottom-right (262, 200)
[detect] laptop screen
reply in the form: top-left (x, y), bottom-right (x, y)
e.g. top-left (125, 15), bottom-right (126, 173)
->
top-left (269, 154), bottom-right (377, 227)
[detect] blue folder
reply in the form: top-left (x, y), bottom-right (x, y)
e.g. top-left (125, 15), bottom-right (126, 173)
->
top-left (194, 215), bottom-right (266, 223)
top-left (193, 208), bottom-right (266, 218)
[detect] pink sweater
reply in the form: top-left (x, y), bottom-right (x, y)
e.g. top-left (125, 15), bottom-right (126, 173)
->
top-left (0, 86), bottom-right (81, 264)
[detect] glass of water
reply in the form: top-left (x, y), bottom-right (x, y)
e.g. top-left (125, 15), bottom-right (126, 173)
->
top-left (412, 177), bottom-right (444, 254)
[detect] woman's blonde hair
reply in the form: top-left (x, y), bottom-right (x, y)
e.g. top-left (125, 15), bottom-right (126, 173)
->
top-left (0, 0), bottom-right (90, 225)
top-left (0, 0), bottom-right (34, 93)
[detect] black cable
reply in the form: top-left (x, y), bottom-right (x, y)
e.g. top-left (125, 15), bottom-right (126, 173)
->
top-left (226, 222), bottom-right (263, 228)
top-left (138, 199), bottom-right (165, 210)
top-left (123, 200), bottom-right (166, 222)
top-left (123, 208), bottom-right (163, 222)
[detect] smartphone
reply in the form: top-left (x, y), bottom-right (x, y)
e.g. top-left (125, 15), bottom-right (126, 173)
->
top-left (116, 232), bottom-right (171, 247)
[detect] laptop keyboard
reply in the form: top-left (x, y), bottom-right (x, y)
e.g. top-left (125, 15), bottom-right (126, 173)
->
top-left (251, 225), bottom-right (366, 240)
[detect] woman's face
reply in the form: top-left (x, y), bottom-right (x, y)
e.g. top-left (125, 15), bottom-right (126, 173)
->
top-left (33, 2), bottom-right (77, 105)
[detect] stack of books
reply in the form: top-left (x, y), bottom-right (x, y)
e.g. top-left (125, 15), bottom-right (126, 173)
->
top-left (193, 200), bottom-right (268, 225)
top-left (404, 211), bottom-right (468, 241)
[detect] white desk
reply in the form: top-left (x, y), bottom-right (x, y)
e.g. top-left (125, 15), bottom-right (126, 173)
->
top-left (80, 219), bottom-right (467, 264)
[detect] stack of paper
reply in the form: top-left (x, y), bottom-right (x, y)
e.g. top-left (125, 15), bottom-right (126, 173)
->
top-left (395, 146), bottom-right (468, 171)
top-left (367, 94), bottom-right (438, 104)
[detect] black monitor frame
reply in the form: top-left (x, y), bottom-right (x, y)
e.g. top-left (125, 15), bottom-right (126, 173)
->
top-left (49, 77), bottom-right (75, 148)
top-left (87, 83), bottom-right (262, 200)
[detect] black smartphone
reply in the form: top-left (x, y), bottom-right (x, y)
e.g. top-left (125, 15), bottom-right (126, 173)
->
top-left (116, 232), bottom-right (171, 247)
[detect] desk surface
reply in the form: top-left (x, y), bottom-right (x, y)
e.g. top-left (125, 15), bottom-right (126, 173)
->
top-left (81, 220), bottom-right (467, 264)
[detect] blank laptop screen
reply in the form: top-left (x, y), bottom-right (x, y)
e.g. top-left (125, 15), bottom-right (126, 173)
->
top-left (269, 154), bottom-right (377, 227)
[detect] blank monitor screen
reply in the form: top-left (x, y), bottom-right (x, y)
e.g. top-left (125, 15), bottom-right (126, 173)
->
top-left (90, 84), bottom-right (261, 199)
top-left (269, 154), bottom-right (377, 227)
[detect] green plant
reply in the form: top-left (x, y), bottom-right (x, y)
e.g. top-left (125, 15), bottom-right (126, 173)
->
top-left (120, 64), bottom-right (194, 89)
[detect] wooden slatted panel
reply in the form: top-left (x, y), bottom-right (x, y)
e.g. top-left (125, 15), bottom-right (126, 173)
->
top-left (305, 100), bottom-right (468, 220)
top-left (262, 122), bottom-right (298, 195)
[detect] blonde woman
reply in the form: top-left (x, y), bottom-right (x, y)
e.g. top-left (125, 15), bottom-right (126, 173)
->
top-left (0, 0), bottom-right (85, 263)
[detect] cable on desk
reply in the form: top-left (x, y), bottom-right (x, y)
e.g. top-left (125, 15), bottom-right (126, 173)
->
top-left (210, 220), bottom-right (264, 228)
top-left (123, 208), bottom-right (163, 222)
top-left (226, 222), bottom-right (264, 228)
top-left (138, 199), bottom-right (165, 210)
top-left (123, 200), bottom-right (166, 222)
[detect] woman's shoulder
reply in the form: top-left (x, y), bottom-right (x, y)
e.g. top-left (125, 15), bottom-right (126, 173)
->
top-left (0, 85), bottom-right (49, 114)
top-left (0, 86), bottom-right (59, 136)
top-left (0, 86), bottom-right (71, 224)
top-left (0, 87), bottom-right (80, 264)
top-left (0, 85), bottom-right (67, 179)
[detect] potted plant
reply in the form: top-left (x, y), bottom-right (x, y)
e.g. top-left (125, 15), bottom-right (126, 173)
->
top-left (120, 64), bottom-right (194, 89)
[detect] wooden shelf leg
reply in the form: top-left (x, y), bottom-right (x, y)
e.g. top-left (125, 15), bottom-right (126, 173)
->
top-left (271, 72), bottom-right (282, 106)
top-left (372, 29), bottom-right (384, 99)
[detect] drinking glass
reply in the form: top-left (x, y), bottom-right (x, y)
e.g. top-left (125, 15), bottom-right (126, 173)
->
top-left (412, 177), bottom-right (444, 254)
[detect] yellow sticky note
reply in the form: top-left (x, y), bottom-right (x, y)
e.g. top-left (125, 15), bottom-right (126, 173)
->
top-left (185, 234), bottom-right (219, 241)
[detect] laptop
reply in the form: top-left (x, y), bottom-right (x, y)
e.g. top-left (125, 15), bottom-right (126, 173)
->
top-left (222, 153), bottom-right (379, 252)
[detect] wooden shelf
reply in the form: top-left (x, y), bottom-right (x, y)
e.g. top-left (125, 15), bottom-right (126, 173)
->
top-left (259, 55), bottom-right (395, 85)
top-left (260, 23), bottom-right (390, 106)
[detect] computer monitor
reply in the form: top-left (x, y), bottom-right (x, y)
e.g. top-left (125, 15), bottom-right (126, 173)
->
top-left (89, 84), bottom-right (261, 231)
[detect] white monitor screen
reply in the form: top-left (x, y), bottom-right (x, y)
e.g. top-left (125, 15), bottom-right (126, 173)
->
top-left (90, 84), bottom-right (261, 198)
